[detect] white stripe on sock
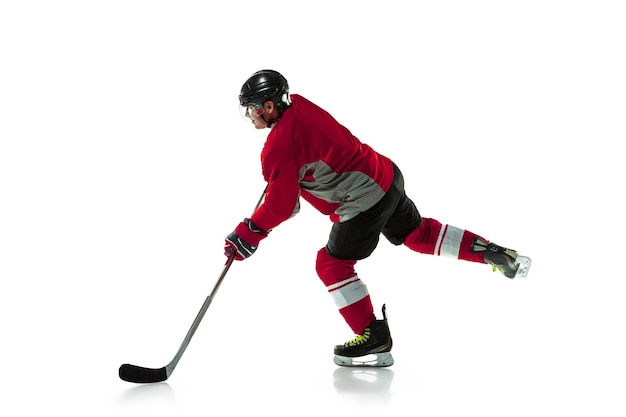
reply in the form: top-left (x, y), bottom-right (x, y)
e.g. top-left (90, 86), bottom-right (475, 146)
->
top-left (327, 275), bottom-right (369, 309)
top-left (434, 224), bottom-right (464, 258)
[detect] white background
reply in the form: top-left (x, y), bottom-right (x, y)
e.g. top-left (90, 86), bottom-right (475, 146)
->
top-left (1, 1), bottom-right (625, 415)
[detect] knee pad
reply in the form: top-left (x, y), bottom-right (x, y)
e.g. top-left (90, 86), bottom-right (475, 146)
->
top-left (403, 218), bottom-right (443, 254)
top-left (315, 247), bottom-right (357, 286)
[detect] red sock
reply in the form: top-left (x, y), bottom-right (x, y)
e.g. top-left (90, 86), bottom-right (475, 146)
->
top-left (404, 218), bottom-right (486, 264)
top-left (316, 248), bottom-right (375, 334)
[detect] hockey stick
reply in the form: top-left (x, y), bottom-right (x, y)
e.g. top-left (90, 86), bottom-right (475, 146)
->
top-left (119, 186), bottom-right (267, 383)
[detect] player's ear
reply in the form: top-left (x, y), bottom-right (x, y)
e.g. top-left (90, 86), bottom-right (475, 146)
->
top-left (263, 100), bottom-right (275, 113)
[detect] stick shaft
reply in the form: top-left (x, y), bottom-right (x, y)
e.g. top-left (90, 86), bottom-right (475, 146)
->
top-left (120, 185), bottom-right (267, 383)
top-left (164, 185), bottom-right (268, 378)
top-left (164, 255), bottom-right (235, 376)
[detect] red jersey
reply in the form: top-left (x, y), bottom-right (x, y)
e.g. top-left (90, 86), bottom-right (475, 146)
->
top-left (250, 95), bottom-right (394, 232)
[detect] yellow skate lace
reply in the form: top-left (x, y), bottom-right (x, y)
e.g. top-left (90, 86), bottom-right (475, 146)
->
top-left (490, 248), bottom-right (518, 275)
top-left (345, 329), bottom-right (371, 346)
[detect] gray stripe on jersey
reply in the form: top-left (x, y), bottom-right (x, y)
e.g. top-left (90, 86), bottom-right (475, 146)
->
top-left (299, 160), bottom-right (385, 222)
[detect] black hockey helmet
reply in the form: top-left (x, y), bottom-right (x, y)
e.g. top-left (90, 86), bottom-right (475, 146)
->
top-left (239, 69), bottom-right (292, 115)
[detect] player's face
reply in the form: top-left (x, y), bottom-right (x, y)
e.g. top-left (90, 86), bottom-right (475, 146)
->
top-left (241, 104), bottom-right (268, 129)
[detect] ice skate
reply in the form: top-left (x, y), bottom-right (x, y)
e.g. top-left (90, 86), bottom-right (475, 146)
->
top-left (334, 305), bottom-right (394, 367)
top-left (471, 237), bottom-right (531, 278)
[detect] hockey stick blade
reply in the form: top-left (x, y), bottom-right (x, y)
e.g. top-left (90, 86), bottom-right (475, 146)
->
top-left (119, 186), bottom-right (268, 384)
top-left (119, 363), bottom-right (168, 383)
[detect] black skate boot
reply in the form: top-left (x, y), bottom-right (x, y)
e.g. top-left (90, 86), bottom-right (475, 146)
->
top-left (333, 305), bottom-right (394, 367)
top-left (471, 237), bottom-right (531, 278)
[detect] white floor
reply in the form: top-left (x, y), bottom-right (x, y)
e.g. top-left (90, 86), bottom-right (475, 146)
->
top-left (2, 1), bottom-right (625, 416)
top-left (5, 247), bottom-right (626, 416)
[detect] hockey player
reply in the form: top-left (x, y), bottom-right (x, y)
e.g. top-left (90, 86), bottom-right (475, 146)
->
top-left (225, 69), bottom-right (531, 367)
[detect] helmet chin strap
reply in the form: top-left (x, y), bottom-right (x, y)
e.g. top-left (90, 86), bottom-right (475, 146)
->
top-left (260, 114), bottom-right (279, 129)
top-left (260, 114), bottom-right (272, 128)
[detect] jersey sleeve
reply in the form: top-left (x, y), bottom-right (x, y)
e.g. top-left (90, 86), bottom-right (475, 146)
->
top-left (250, 139), bottom-right (301, 232)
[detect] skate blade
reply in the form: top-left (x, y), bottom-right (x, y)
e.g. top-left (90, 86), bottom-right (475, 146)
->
top-left (334, 352), bottom-right (394, 367)
top-left (515, 256), bottom-right (532, 278)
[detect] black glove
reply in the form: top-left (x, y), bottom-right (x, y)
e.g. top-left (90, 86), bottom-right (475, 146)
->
top-left (224, 218), bottom-right (268, 260)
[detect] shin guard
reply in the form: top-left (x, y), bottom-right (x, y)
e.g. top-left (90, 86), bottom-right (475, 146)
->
top-left (316, 248), bottom-right (375, 334)
top-left (404, 218), bottom-right (486, 264)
